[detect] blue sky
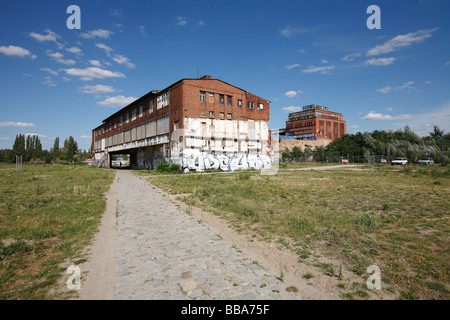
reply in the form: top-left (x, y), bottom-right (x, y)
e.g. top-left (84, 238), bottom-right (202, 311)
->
top-left (0, 0), bottom-right (449, 151)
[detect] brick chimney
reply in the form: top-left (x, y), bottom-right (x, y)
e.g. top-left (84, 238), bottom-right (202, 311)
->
top-left (200, 75), bottom-right (211, 80)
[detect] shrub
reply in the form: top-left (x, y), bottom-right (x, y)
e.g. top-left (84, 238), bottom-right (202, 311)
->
top-left (156, 162), bottom-right (181, 173)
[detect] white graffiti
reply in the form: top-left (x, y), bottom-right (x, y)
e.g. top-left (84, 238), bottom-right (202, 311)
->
top-left (179, 154), bottom-right (272, 172)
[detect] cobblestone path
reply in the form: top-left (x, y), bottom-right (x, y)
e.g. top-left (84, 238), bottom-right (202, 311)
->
top-left (115, 170), bottom-right (301, 300)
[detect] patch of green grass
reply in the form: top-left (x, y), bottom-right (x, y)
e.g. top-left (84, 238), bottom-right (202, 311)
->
top-left (302, 273), bottom-right (314, 280)
top-left (286, 286), bottom-right (298, 293)
top-left (0, 164), bottom-right (114, 299)
top-left (149, 165), bottom-right (450, 300)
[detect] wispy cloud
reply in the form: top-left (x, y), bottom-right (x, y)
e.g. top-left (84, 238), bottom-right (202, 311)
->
top-left (113, 54), bottom-right (135, 69)
top-left (81, 135), bottom-right (91, 139)
top-left (79, 84), bottom-right (116, 94)
top-left (88, 60), bottom-right (102, 67)
top-left (41, 67), bottom-right (58, 76)
top-left (46, 50), bottom-right (76, 65)
top-left (365, 57), bottom-right (396, 66)
top-left (80, 29), bottom-right (113, 39)
top-left (302, 65), bottom-right (334, 74)
top-left (341, 52), bottom-right (362, 62)
top-left (377, 81), bottom-right (416, 94)
top-left (284, 64), bottom-right (301, 70)
top-left (366, 27), bottom-right (438, 56)
top-left (0, 121), bottom-right (35, 128)
top-left (176, 17), bottom-right (187, 26)
top-left (197, 20), bottom-right (205, 26)
top-left (61, 67), bottom-right (125, 81)
top-left (282, 106), bottom-right (302, 113)
top-left (361, 110), bottom-right (415, 120)
top-left (97, 95), bottom-right (137, 107)
top-left (137, 25), bottom-right (147, 37)
top-left (95, 43), bottom-right (114, 56)
top-left (66, 46), bottom-right (83, 55)
top-left (42, 76), bottom-right (56, 87)
top-left (279, 26), bottom-right (319, 38)
top-left (0, 45), bottom-right (36, 59)
top-left (29, 29), bottom-right (63, 48)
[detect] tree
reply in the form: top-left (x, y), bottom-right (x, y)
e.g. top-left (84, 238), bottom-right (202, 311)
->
top-left (64, 136), bottom-right (78, 161)
top-left (12, 134), bottom-right (26, 158)
top-left (291, 146), bottom-right (303, 160)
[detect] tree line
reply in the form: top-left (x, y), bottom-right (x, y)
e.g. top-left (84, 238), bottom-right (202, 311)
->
top-left (281, 125), bottom-right (450, 164)
top-left (0, 135), bottom-right (92, 164)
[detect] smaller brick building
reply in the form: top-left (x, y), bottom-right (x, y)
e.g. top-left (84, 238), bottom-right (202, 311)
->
top-left (284, 104), bottom-right (346, 141)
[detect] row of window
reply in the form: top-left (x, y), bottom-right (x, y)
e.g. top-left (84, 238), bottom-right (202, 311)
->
top-left (200, 91), bottom-right (264, 110)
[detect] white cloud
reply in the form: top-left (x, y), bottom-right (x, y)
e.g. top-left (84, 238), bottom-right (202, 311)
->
top-left (61, 67), bottom-right (125, 81)
top-left (176, 17), bottom-right (187, 26)
top-left (113, 54), bottom-right (135, 69)
top-left (302, 65), bottom-right (334, 74)
top-left (137, 25), bottom-right (147, 37)
top-left (80, 29), bottom-right (113, 39)
top-left (284, 64), bottom-right (301, 70)
top-left (282, 106), bottom-right (302, 113)
top-left (377, 81), bottom-right (416, 94)
top-left (24, 133), bottom-right (47, 138)
top-left (197, 20), bottom-right (205, 26)
top-left (95, 43), bottom-right (113, 56)
top-left (279, 26), bottom-right (318, 38)
top-left (365, 57), bottom-right (396, 66)
top-left (284, 90), bottom-right (303, 98)
top-left (66, 47), bottom-right (83, 55)
top-left (42, 76), bottom-right (56, 87)
top-left (46, 50), bottom-right (76, 65)
top-left (0, 122), bottom-right (35, 128)
top-left (397, 81), bottom-right (415, 91)
top-left (445, 61), bottom-right (450, 66)
top-left (29, 29), bottom-right (62, 48)
top-left (89, 60), bottom-right (102, 67)
top-left (366, 27), bottom-right (438, 56)
top-left (385, 107), bottom-right (393, 111)
top-left (41, 67), bottom-right (58, 76)
top-left (297, 49), bottom-right (306, 54)
top-left (321, 59), bottom-right (329, 64)
top-left (341, 52), bottom-right (362, 62)
top-left (97, 95), bottom-right (137, 107)
top-left (0, 45), bottom-right (36, 59)
top-left (361, 110), bottom-right (415, 120)
top-left (79, 84), bottom-right (116, 94)
top-left (377, 86), bottom-right (393, 94)
top-left (424, 81), bottom-right (431, 85)
top-left (81, 135), bottom-right (91, 139)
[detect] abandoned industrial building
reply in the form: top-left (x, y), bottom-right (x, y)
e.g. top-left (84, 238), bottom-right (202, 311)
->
top-left (92, 75), bottom-right (272, 172)
top-left (282, 104), bottom-right (346, 141)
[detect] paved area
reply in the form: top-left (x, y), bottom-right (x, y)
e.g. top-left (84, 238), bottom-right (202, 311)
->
top-left (114, 170), bottom-right (301, 300)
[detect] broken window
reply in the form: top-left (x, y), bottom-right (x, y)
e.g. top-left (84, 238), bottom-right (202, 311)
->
top-left (219, 94), bottom-right (224, 104)
top-left (257, 103), bottom-right (264, 110)
top-left (209, 111), bottom-right (214, 118)
top-left (139, 105), bottom-right (143, 117)
top-left (131, 108), bottom-right (137, 121)
top-left (200, 110), bottom-right (206, 117)
top-left (200, 91), bottom-right (205, 102)
top-left (219, 112), bottom-right (224, 118)
top-left (238, 99), bottom-right (242, 107)
top-left (227, 113), bottom-right (232, 119)
top-left (247, 101), bottom-right (255, 109)
top-left (227, 96), bottom-right (232, 106)
top-left (149, 100), bottom-right (154, 113)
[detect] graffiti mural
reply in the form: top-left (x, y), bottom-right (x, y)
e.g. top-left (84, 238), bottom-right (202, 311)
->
top-left (176, 154), bottom-right (272, 172)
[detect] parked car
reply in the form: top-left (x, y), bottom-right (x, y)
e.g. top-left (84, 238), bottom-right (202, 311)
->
top-left (417, 157), bottom-right (434, 165)
top-left (391, 157), bottom-right (408, 165)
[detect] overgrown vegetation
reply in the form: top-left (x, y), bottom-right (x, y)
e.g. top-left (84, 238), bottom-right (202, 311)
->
top-left (0, 164), bottom-right (114, 299)
top-left (150, 165), bottom-right (449, 299)
top-left (282, 125), bottom-right (450, 164)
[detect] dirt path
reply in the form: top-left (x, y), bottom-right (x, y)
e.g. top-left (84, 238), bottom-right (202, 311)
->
top-left (76, 172), bottom-right (118, 300)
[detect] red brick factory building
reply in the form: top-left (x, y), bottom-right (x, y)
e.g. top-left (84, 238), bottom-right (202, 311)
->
top-left (92, 75), bottom-right (273, 172)
top-left (283, 104), bottom-right (346, 141)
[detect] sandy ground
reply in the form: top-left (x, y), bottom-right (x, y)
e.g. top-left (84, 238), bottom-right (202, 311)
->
top-left (75, 172), bottom-right (119, 300)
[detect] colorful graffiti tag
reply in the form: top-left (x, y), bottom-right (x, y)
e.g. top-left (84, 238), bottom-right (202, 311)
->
top-left (175, 154), bottom-right (272, 172)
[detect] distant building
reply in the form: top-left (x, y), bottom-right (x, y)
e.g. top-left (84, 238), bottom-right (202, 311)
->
top-left (92, 75), bottom-right (272, 171)
top-left (284, 104), bottom-right (346, 141)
